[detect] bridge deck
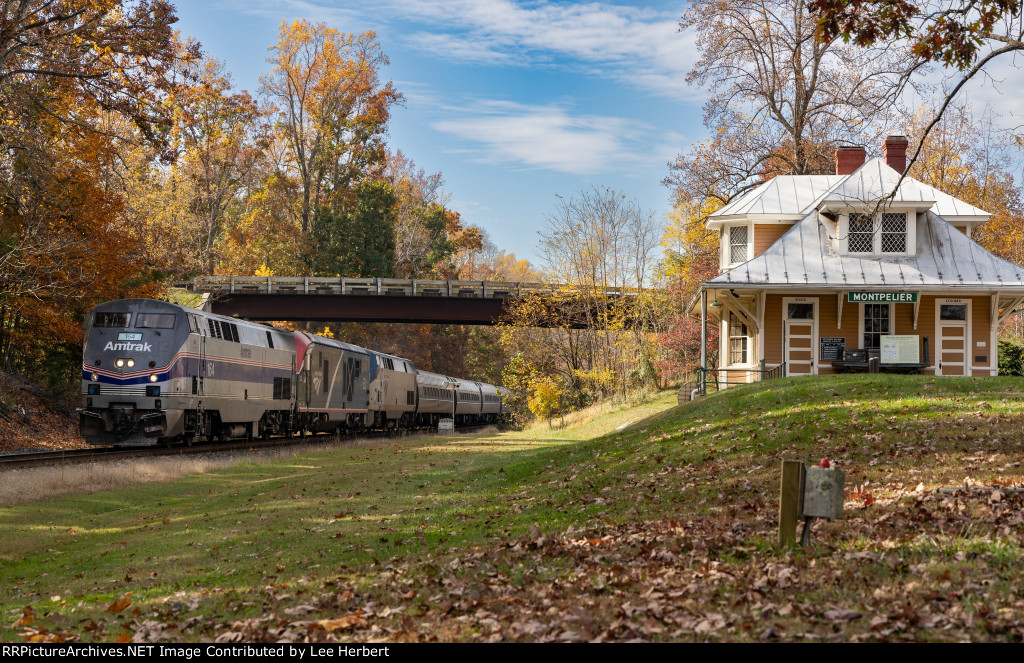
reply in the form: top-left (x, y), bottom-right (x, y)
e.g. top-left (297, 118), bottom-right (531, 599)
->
top-left (191, 277), bottom-right (639, 326)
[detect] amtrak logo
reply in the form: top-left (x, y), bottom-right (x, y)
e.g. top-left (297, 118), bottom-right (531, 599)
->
top-left (103, 341), bottom-right (152, 352)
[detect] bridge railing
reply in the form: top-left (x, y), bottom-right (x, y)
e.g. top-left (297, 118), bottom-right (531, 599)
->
top-left (191, 276), bottom-right (636, 299)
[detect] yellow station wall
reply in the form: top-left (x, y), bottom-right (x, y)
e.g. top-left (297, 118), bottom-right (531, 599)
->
top-left (759, 293), bottom-right (994, 375)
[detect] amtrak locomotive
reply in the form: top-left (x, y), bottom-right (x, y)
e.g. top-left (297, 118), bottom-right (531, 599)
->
top-left (79, 299), bottom-right (507, 446)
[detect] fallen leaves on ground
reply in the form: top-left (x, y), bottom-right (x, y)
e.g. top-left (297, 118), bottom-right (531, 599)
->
top-left (25, 482), bottom-right (1023, 643)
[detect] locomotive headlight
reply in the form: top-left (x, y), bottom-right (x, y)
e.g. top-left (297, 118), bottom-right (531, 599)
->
top-left (115, 359), bottom-right (125, 368)
top-left (126, 359), bottom-right (135, 368)
top-left (90, 373), bottom-right (99, 382)
top-left (149, 374), bottom-right (158, 382)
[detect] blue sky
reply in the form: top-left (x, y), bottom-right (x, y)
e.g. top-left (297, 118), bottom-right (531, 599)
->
top-left (171, 0), bottom-right (704, 267)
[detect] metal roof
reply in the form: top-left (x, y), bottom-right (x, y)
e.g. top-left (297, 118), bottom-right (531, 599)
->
top-left (821, 159), bottom-right (990, 221)
top-left (706, 210), bottom-right (1024, 291)
top-left (710, 175), bottom-right (845, 221)
top-left (710, 159), bottom-right (990, 224)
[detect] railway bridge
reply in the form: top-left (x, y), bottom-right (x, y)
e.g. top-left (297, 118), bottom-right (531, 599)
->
top-left (190, 276), bottom-right (642, 327)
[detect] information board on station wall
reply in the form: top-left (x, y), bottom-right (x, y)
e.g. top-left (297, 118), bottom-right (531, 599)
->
top-left (819, 337), bottom-right (846, 361)
top-left (881, 335), bottom-right (920, 363)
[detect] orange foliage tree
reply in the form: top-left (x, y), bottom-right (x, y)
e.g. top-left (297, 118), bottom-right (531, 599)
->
top-left (0, 0), bottom-right (187, 390)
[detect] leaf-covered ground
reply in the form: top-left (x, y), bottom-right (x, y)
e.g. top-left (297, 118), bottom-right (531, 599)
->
top-left (0, 373), bottom-right (88, 453)
top-left (4, 376), bottom-right (1024, 642)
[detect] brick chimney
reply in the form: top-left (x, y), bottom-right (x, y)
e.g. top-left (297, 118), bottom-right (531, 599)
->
top-left (883, 135), bottom-right (909, 173)
top-left (835, 146), bottom-right (866, 175)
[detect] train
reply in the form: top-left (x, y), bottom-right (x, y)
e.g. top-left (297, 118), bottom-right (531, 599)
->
top-left (78, 298), bottom-right (508, 446)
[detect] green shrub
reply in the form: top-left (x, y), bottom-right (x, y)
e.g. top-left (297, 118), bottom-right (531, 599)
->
top-left (998, 338), bottom-right (1024, 376)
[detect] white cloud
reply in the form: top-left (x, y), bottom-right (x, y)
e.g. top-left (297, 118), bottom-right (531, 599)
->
top-left (394, 0), bottom-right (696, 97)
top-left (404, 32), bottom-right (532, 66)
top-left (223, 0), bottom-right (698, 98)
top-left (432, 100), bottom-right (660, 175)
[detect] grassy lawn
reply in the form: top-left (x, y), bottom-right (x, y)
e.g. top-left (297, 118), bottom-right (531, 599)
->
top-left (3, 375), bottom-right (1024, 642)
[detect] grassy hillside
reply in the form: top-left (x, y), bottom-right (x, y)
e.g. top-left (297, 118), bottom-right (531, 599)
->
top-left (3, 376), bottom-right (1024, 642)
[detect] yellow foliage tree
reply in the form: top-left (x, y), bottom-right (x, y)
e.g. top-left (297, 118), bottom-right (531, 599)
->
top-left (260, 21), bottom-right (402, 233)
top-left (905, 104), bottom-right (1024, 267)
top-left (527, 377), bottom-right (562, 427)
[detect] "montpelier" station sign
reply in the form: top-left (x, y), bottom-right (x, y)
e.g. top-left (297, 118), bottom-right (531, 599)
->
top-left (847, 291), bottom-right (919, 303)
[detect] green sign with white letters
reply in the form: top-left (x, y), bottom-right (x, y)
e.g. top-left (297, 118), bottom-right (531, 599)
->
top-left (847, 291), bottom-right (919, 303)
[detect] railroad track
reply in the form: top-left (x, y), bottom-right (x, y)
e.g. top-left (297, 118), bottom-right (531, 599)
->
top-left (0, 425), bottom-right (492, 471)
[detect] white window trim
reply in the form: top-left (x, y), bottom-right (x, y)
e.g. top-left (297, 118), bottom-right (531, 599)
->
top-left (838, 211), bottom-right (916, 256)
top-left (723, 309), bottom-right (754, 368)
top-left (857, 303), bottom-right (894, 350)
top-left (721, 221), bottom-right (754, 270)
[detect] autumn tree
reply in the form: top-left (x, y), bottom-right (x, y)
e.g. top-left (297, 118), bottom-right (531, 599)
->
top-left (811, 0), bottom-right (1022, 70)
top-left (455, 231), bottom-right (543, 282)
top-left (541, 187), bottom-right (660, 291)
top-left (669, 0), bottom-right (906, 197)
top-left (380, 152), bottom-right (487, 279)
top-left (664, 0), bottom-right (911, 250)
top-left (0, 1), bottom-right (191, 389)
top-left (655, 199), bottom-right (724, 382)
top-left (902, 102), bottom-right (1024, 339)
top-left (386, 151), bottom-right (446, 277)
top-left (0, 0), bottom-right (196, 150)
top-left (260, 21), bottom-right (402, 233)
top-left (500, 187), bottom-right (662, 412)
top-left (811, 0), bottom-right (1024, 180)
top-left (216, 135), bottom-right (305, 277)
top-left (172, 57), bottom-right (269, 274)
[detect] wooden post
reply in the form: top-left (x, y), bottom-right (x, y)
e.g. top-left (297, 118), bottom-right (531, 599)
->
top-left (778, 460), bottom-right (805, 547)
top-left (700, 290), bottom-right (707, 394)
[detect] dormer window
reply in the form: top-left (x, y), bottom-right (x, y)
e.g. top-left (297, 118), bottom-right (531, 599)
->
top-left (721, 222), bottom-right (754, 269)
top-left (848, 214), bottom-right (873, 253)
top-left (880, 213), bottom-right (906, 252)
top-left (730, 225), bottom-right (749, 263)
top-left (839, 211), bottom-right (914, 256)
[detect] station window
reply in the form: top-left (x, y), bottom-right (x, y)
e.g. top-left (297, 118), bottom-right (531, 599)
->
top-left (940, 305), bottom-right (967, 321)
top-left (881, 213), bottom-right (907, 253)
top-left (848, 214), bottom-right (873, 253)
top-left (728, 312), bottom-right (749, 365)
top-left (787, 303), bottom-right (814, 319)
top-left (844, 212), bottom-right (912, 255)
top-left (729, 226), bottom-right (749, 264)
top-left (862, 304), bottom-right (891, 349)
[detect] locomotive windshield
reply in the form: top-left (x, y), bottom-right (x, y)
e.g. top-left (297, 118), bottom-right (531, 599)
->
top-left (135, 313), bottom-right (176, 329)
top-left (93, 312), bottom-right (131, 328)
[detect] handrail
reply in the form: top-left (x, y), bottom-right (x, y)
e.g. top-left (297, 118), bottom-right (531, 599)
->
top-left (697, 362), bottom-right (787, 394)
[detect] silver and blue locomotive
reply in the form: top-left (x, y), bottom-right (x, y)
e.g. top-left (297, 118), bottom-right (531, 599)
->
top-left (79, 299), bottom-right (507, 446)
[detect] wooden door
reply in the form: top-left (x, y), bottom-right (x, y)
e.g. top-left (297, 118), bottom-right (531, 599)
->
top-left (784, 298), bottom-right (817, 375)
top-left (936, 300), bottom-right (970, 376)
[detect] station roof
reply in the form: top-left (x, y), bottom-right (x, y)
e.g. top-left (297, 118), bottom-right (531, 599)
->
top-left (705, 159), bottom-right (1018, 292)
top-left (709, 159), bottom-right (990, 225)
top-left (709, 175), bottom-right (844, 224)
top-left (819, 159), bottom-right (990, 222)
top-left (706, 210), bottom-right (1024, 291)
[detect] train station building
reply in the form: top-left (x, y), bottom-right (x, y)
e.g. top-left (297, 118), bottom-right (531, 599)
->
top-left (695, 136), bottom-right (1024, 385)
